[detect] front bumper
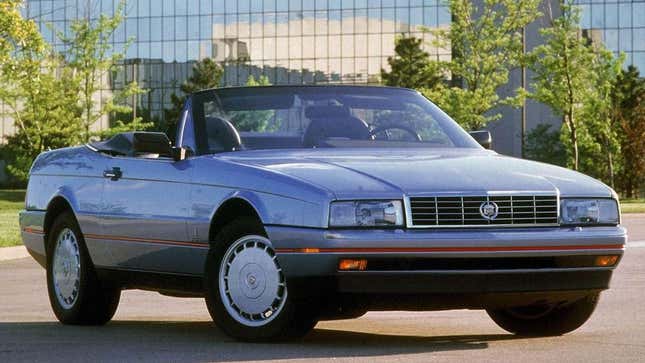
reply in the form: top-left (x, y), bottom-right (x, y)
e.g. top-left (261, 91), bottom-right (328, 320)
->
top-left (267, 225), bottom-right (626, 300)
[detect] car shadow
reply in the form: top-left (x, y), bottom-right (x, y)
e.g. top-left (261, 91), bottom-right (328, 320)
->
top-left (0, 320), bottom-right (526, 362)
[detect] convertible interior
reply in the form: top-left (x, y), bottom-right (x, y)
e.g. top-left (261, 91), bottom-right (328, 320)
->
top-left (90, 86), bottom-right (468, 158)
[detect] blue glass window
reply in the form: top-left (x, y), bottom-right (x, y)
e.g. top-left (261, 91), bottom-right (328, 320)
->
top-left (604, 29), bottom-right (618, 52)
top-left (186, 0), bottom-right (200, 15)
top-left (139, 17), bottom-right (151, 42)
top-left (591, 4), bottom-right (603, 28)
top-left (618, 3), bottom-right (631, 28)
top-left (176, 0), bottom-right (188, 16)
top-left (163, 0), bottom-right (174, 16)
top-left (634, 29), bottom-right (645, 51)
top-left (605, 3), bottom-right (617, 28)
top-left (200, 15), bottom-right (212, 39)
top-left (138, 0), bottom-right (151, 17)
top-left (226, 0), bottom-right (237, 13)
top-left (176, 16), bottom-right (188, 40)
top-left (264, 0), bottom-right (276, 12)
top-left (200, 0), bottom-right (212, 14)
top-left (579, 4), bottom-right (591, 29)
top-left (438, 5), bottom-right (450, 25)
top-left (162, 17), bottom-right (174, 40)
top-left (150, 17), bottom-right (162, 41)
top-left (424, 6), bottom-right (437, 27)
top-left (251, 0), bottom-right (264, 13)
top-left (634, 3), bottom-right (645, 28)
top-left (620, 28), bottom-right (632, 52)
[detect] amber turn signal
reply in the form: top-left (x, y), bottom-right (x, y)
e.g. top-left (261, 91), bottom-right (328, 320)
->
top-left (594, 255), bottom-right (619, 267)
top-left (339, 259), bottom-right (368, 271)
top-left (301, 248), bottom-right (320, 253)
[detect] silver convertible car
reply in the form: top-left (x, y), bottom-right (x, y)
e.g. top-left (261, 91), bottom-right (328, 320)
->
top-left (20, 86), bottom-right (626, 341)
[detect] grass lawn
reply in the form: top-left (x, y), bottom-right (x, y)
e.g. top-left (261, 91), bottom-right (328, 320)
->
top-left (0, 190), bottom-right (25, 247)
top-left (621, 199), bottom-right (645, 214)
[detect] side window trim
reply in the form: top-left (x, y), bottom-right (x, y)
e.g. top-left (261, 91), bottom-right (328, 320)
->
top-left (176, 97), bottom-right (197, 153)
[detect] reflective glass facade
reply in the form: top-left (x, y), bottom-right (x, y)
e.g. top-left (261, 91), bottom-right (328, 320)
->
top-left (576, 0), bottom-right (645, 71)
top-left (1, 0), bottom-right (643, 153)
top-left (17, 0), bottom-right (451, 127)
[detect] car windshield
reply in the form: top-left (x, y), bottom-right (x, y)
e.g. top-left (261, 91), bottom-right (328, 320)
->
top-left (191, 86), bottom-right (480, 153)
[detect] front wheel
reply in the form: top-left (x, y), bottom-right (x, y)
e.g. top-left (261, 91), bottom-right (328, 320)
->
top-left (204, 217), bottom-right (317, 342)
top-left (486, 293), bottom-right (600, 336)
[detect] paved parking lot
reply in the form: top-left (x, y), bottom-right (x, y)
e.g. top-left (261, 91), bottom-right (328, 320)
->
top-left (1, 215), bottom-right (643, 362)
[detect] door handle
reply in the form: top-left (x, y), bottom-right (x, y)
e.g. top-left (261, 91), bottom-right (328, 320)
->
top-left (103, 167), bottom-right (122, 180)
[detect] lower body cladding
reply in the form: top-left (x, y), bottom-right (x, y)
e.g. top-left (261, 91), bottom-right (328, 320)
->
top-left (267, 225), bottom-right (626, 312)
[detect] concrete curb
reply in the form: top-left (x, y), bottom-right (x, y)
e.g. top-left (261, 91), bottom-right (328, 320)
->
top-left (0, 246), bottom-right (29, 261)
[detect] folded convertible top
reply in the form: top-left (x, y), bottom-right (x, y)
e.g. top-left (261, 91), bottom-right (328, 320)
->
top-left (89, 132), bottom-right (172, 157)
top-left (89, 133), bottom-right (135, 156)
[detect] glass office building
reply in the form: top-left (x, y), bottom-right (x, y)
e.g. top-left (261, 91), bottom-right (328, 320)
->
top-left (12, 0), bottom-right (451, 131)
top-left (576, 0), bottom-right (645, 72)
top-left (1, 0), bottom-right (643, 153)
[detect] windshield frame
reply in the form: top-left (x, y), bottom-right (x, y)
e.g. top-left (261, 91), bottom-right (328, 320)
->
top-left (190, 85), bottom-right (482, 155)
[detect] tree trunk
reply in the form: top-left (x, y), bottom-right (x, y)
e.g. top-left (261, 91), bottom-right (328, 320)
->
top-left (567, 114), bottom-right (579, 171)
top-left (605, 138), bottom-right (615, 189)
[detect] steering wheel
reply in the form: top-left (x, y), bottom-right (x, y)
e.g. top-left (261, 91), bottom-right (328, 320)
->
top-left (370, 125), bottom-right (423, 142)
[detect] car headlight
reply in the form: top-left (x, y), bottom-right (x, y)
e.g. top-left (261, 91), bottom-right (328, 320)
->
top-left (329, 200), bottom-right (404, 227)
top-left (560, 199), bottom-right (619, 225)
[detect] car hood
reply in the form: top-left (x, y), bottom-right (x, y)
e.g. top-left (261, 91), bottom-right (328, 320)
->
top-left (217, 148), bottom-right (613, 199)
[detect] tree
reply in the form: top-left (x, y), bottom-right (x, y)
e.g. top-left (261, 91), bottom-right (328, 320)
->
top-left (527, 0), bottom-right (597, 171)
top-left (422, 0), bottom-right (542, 130)
top-left (381, 35), bottom-right (444, 89)
top-left (163, 58), bottom-right (224, 141)
top-left (0, 0), bottom-right (48, 141)
top-left (581, 47), bottom-right (623, 187)
top-left (0, 1), bottom-right (83, 184)
top-left (524, 124), bottom-right (567, 167)
top-left (3, 62), bottom-right (84, 182)
top-left (613, 66), bottom-right (645, 198)
top-left (57, 0), bottom-right (147, 142)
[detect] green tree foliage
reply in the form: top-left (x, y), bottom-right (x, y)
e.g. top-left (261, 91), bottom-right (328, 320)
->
top-left (528, 0), bottom-right (622, 173)
top-left (524, 124), bottom-right (567, 167)
top-left (3, 65), bottom-right (84, 182)
top-left (381, 35), bottom-right (444, 89)
top-left (613, 66), bottom-right (645, 198)
top-left (581, 47), bottom-right (624, 187)
top-left (163, 58), bottom-right (224, 141)
top-left (422, 0), bottom-right (542, 130)
top-left (0, 0), bottom-right (48, 137)
top-left (0, 1), bottom-right (82, 183)
top-left (57, 0), bottom-right (148, 142)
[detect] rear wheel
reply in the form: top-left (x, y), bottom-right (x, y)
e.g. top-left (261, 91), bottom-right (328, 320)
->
top-left (46, 212), bottom-right (120, 325)
top-left (486, 293), bottom-right (600, 336)
top-left (204, 217), bottom-right (318, 341)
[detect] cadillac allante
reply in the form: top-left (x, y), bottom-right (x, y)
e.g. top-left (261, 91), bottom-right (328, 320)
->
top-left (19, 86), bottom-right (627, 341)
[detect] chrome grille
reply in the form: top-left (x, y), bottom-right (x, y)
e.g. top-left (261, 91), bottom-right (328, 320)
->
top-left (408, 195), bottom-right (559, 227)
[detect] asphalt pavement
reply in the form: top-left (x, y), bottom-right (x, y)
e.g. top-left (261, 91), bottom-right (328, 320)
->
top-left (1, 214), bottom-right (644, 362)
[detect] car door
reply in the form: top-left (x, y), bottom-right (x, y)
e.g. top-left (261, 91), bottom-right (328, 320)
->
top-left (99, 155), bottom-right (194, 273)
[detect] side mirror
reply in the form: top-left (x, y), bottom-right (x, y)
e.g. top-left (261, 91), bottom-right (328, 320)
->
top-left (171, 146), bottom-right (194, 161)
top-left (469, 130), bottom-right (492, 149)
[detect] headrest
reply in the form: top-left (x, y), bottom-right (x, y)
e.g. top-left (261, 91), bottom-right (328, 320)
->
top-left (305, 105), bottom-right (351, 119)
top-left (205, 117), bottom-right (242, 152)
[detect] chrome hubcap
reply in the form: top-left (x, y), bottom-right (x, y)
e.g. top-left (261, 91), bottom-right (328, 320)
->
top-left (52, 228), bottom-right (81, 309)
top-left (219, 235), bottom-right (287, 327)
